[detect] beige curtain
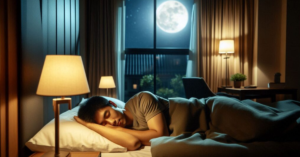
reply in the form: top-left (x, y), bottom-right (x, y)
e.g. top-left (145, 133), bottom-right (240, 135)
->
top-left (86, 0), bottom-right (122, 98)
top-left (197, 0), bottom-right (254, 92)
top-left (0, 0), bottom-right (19, 156)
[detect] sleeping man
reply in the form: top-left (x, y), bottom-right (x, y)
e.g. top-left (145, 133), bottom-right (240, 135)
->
top-left (74, 91), bottom-right (169, 151)
top-left (74, 91), bottom-right (300, 152)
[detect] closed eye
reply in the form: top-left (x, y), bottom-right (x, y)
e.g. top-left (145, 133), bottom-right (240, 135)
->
top-left (99, 111), bottom-right (109, 126)
top-left (104, 111), bottom-right (110, 119)
top-left (100, 111), bottom-right (110, 125)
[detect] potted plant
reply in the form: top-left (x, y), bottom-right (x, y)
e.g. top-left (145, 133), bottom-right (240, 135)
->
top-left (230, 73), bottom-right (247, 88)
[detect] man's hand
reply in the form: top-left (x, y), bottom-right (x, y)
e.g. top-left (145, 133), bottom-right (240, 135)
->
top-left (74, 116), bottom-right (89, 126)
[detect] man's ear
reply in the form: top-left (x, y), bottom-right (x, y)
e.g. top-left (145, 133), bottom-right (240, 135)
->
top-left (109, 100), bottom-right (117, 108)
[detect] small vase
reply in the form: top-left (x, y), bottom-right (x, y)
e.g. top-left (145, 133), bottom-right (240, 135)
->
top-left (234, 81), bottom-right (242, 88)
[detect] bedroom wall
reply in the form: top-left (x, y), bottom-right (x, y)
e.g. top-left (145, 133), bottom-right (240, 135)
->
top-left (256, 0), bottom-right (287, 89)
top-left (286, 0), bottom-right (300, 101)
top-left (20, 0), bottom-right (81, 156)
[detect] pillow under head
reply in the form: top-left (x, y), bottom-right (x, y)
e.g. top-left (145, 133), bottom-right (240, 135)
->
top-left (26, 96), bottom-right (126, 153)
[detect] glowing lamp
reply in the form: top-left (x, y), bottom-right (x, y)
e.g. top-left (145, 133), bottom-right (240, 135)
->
top-left (99, 76), bottom-right (116, 96)
top-left (219, 40), bottom-right (234, 88)
top-left (37, 55), bottom-right (90, 157)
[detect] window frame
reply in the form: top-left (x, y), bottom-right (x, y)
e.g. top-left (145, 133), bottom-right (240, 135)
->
top-left (125, 0), bottom-right (190, 95)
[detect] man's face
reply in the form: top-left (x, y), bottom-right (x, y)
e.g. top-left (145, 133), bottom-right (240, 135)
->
top-left (94, 106), bottom-right (126, 127)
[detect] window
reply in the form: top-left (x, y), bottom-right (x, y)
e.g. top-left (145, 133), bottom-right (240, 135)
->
top-left (125, 0), bottom-right (193, 101)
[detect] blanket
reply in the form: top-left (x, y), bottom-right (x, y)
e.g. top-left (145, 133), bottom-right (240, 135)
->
top-left (151, 96), bottom-right (300, 157)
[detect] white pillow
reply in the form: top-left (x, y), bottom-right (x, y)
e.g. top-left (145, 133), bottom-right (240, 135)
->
top-left (26, 97), bottom-right (127, 153)
top-left (102, 96), bottom-right (125, 109)
top-left (77, 96), bottom-right (125, 109)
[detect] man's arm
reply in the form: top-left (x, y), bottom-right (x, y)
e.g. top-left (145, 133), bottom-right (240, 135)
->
top-left (115, 113), bottom-right (169, 146)
top-left (74, 116), bottom-right (141, 151)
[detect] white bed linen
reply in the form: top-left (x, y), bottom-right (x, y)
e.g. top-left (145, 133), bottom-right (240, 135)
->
top-left (102, 146), bottom-right (152, 157)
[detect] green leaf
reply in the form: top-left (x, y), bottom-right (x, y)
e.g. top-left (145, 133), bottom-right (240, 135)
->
top-left (230, 73), bottom-right (247, 81)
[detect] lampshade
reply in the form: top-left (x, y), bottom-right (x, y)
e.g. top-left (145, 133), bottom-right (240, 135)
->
top-left (99, 76), bottom-right (116, 89)
top-left (219, 40), bottom-right (234, 54)
top-left (36, 55), bottom-right (90, 96)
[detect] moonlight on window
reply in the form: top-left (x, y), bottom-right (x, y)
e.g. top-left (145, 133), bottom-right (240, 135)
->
top-left (156, 1), bottom-right (188, 33)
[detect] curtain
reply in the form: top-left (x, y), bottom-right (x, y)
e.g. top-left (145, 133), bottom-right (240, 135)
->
top-left (194, 0), bottom-right (254, 92)
top-left (86, 0), bottom-right (124, 98)
top-left (186, 3), bottom-right (199, 77)
top-left (115, 2), bottom-right (126, 101)
top-left (0, 0), bottom-right (19, 156)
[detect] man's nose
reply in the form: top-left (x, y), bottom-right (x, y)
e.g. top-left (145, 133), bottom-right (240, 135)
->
top-left (106, 119), bottom-right (116, 126)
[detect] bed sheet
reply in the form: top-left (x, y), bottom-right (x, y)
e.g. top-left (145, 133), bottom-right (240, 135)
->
top-left (102, 146), bottom-right (151, 157)
top-left (151, 97), bottom-right (300, 157)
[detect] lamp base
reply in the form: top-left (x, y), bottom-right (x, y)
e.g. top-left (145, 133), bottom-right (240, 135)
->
top-left (222, 85), bottom-right (232, 88)
top-left (42, 151), bottom-right (69, 157)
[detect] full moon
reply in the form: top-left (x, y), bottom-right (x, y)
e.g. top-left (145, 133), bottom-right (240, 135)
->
top-left (156, 1), bottom-right (188, 33)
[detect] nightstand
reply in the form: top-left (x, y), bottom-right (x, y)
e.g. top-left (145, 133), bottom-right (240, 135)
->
top-left (30, 152), bottom-right (101, 157)
top-left (29, 152), bottom-right (44, 157)
top-left (68, 152), bottom-right (101, 157)
top-left (217, 87), bottom-right (297, 102)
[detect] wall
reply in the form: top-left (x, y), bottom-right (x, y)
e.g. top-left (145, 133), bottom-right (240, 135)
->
top-left (20, 0), bottom-right (80, 156)
top-left (286, 0), bottom-right (300, 101)
top-left (256, 0), bottom-right (286, 89)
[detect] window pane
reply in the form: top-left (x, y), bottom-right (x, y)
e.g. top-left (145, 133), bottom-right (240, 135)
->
top-left (124, 54), bottom-right (154, 101)
top-left (125, 0), bottom-right (154, 48)
top-left (155, 54), bottom-right (187, 98)
top-left (156, 0), bottom-right (193, 48)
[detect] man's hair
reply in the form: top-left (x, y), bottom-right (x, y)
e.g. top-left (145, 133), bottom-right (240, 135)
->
top-left (78, 96), bottom-right (111, 123)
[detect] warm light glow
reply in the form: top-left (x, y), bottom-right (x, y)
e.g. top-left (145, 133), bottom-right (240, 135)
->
top-left (99, 76), bottom-right (116, 89)
top-left (219, 40), bottom-right (234, 53)
top-left (133, 84), bottom-right (137, 89)
top-left (36, 55), bottom-right (90, 96)
top-left (156, 1), bottom-right (188, 33)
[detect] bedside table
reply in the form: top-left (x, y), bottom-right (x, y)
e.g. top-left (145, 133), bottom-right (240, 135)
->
top-left (217, 87), bottom-right (297, 102)
top-left (68, 152), bottom-right (101, 157)
top-left (30, 152), bottom-right (101, 157)
top-left (29, 152), bottom-right (44, 157)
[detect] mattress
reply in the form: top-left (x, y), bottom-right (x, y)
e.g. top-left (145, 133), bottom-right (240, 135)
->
top-left (102, 146), bottom-right (151, 157)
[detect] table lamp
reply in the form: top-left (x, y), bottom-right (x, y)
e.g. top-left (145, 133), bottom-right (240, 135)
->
top-left (99, 76), bottom-right (116, 96)
top-left (36, 55), bottom-right (90, 157)
top-left (219, 40), bottom-right (234, 88)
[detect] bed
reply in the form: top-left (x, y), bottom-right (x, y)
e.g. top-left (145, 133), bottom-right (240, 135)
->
top-left (26, 96), bottom-right (300, 157)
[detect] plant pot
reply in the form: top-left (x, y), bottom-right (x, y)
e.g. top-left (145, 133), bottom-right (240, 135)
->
top-left (234, 81), bottom-right (242, 88)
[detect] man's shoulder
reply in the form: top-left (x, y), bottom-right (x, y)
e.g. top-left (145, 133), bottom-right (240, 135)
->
top-left (128, 91), bottom-right (158, 102)
top-left (125, 91), bottom-right (168, 108)
top-left (138, 91), bottom-right (156, 97)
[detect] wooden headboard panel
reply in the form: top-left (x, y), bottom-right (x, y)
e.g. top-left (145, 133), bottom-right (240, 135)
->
top-left (1, 0), bottom-right (19, 156)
